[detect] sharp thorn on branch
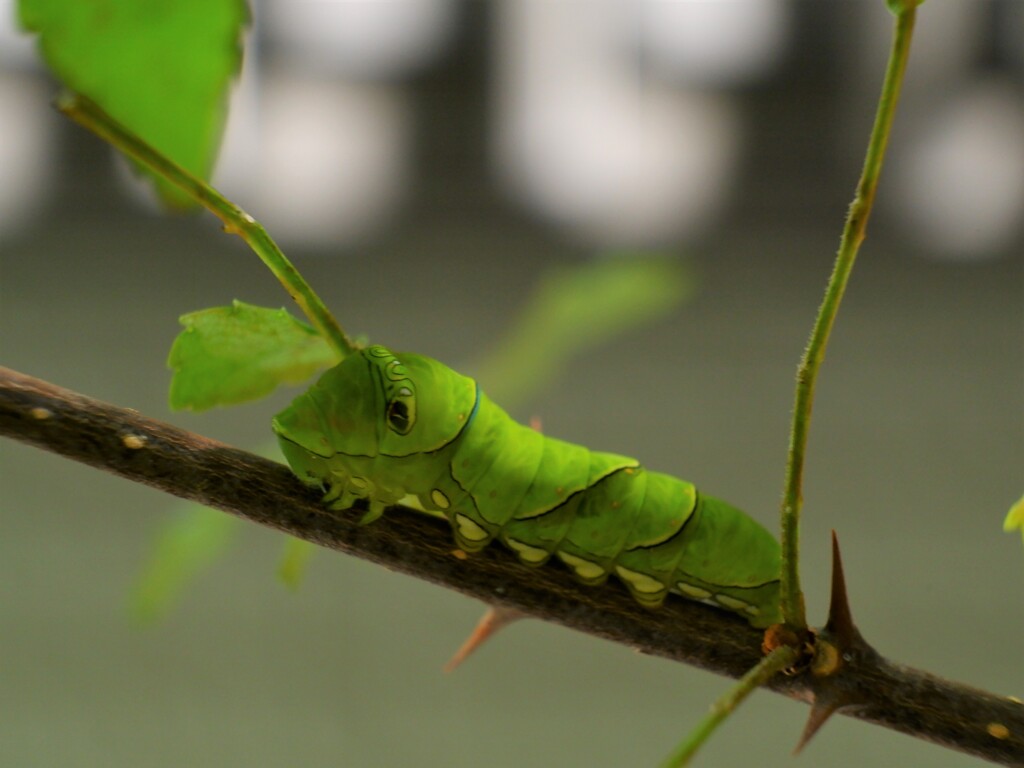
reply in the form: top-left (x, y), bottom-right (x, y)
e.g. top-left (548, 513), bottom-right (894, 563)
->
top-left (825, 529), bottom-right (861, 648)
top-left (794, 697), bottom-right (842, 755)
top-left (444, 604), bottom-right (526, 673)
top-left (794, 530), bottom-right (878, 753)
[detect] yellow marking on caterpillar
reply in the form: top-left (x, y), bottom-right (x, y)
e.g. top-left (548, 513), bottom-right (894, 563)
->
top-left (431, 489), bottom-right (451, 509)
top-left (505, 538), bottom-right (548, 564)
top-left (556, 552), bottom-right (605, 581)
top-left (614, 566), bottom-right (665, 594)
top-left (714, 595), bottom-right (752, 612)
top-left (455, 514), bottom-right (489, 542)
top-left (676, 582), bottom-right (712, 600)
top-left (29, 407), bottom-right (52, 420)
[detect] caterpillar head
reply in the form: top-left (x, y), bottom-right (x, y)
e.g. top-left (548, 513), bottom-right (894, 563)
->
top-left (273, 345), bottom-right (477, 497)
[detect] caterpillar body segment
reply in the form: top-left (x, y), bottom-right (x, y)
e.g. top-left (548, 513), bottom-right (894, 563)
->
top-left (273, 345), bottom-right (781, 627)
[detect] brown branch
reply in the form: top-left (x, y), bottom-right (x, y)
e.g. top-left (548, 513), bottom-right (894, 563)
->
top-left (1, 365), bottom-right (1022, 766)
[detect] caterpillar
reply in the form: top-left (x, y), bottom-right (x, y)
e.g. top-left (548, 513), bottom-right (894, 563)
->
top-left (273, 345), bottom-right (781, 628)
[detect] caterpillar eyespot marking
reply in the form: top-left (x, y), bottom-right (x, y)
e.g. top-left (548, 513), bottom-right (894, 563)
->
top-left (273, 345), bottom-right (781, 627)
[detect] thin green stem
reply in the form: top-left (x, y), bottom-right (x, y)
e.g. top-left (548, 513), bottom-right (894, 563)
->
top-left (778, 7), bottom-right (917, 629)
top-left (659, 645), bottom-right (801, 768)
top-left (56, 91), bottom-right (359, 360)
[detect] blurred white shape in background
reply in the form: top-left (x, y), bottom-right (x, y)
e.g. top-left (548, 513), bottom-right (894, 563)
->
top-left (494, 0), bottom-right (786, 246)
top-left (639, 0), bottom-right (789, 86)
top-left (266, 0), bottom-right (457, 77)
top-left (0, 76), bottom-right (54, 240)
top-left (0, 0), bottom-right (37, 67)
top-left (216, 0), bottom-right (460, 248)
top-left (894, 81), bottom-right (1024, 261)
top-left (858, 0), bottom-right (1024, 260)
top-left (0, 0), bottom-right (54, 239)
top-left (216, 67), bottom-right (410, 249)
top-left (149, 0), bottom-right (454, 249)
top-left (8, 0), bottom-right (1020, 258)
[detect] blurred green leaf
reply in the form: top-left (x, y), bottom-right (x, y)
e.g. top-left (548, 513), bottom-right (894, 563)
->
top-left (168, 301), bottom-right (339, 411)
top-left (132, 440), bottom-right (291, 623)
top-left (18, 0), bottom-right (247, 208)
top-left (473, 254), bottom-right (694, 407)
top-left (129, 505), bottom-right (238, 624)
top-left (1005, 493), bottom-right (1024, 547)
top-left (278, 537), bottom-right (317, 591)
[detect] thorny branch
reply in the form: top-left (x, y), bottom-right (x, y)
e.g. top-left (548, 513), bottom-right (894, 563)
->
top-left (2, 365), bottom-right (1022, 767)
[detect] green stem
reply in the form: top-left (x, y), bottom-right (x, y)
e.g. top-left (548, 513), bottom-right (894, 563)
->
top-left (778, 6), bottom-right (917, 629)
top-left (659, 645), bottom-right (801, 768)
top-left (56, 92), bottom-right (359, 360)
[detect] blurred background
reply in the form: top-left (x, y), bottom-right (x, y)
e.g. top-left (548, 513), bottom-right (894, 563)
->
top-left (2, 1), bottom-right (1022, 766)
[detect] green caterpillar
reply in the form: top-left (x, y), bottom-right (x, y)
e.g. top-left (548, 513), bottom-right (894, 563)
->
top-left (273, 345), bottom-right (781, 627)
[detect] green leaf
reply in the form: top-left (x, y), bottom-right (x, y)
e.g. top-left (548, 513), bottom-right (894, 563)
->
top-left (1005, 494), bottom-right (1024, 547)
top-left (277, 537), bottom-right (317, 591)
top-left (168, 301), bottom-right (340, 411)
top-left (473, 254), bottom-right (694, 407)
top-left (18, 0), bottom-right (247, 209)
top-left (129, 505), bottom-right (239, 624)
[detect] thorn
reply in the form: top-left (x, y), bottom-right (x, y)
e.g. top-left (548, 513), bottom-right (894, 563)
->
top-left (791, 533), bottom-right (853, 754)
top-left (792, 530), bottom-right (877, 754)
top-left (529, 416), bottom-right (543, 433)
top-left (794, 696), bottom-right (842, 754)
top-left (825, 530), bottom-right (865, 649)
top-left (443, 605), bottom-right (525, 673)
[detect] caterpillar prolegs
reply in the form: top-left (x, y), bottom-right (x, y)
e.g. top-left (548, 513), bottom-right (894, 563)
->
top-left (273, 345), bottom-right (782, 627)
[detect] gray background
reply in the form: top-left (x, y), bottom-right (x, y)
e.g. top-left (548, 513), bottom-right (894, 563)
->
top-left (2, 2), bottom-right (1022, 766)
